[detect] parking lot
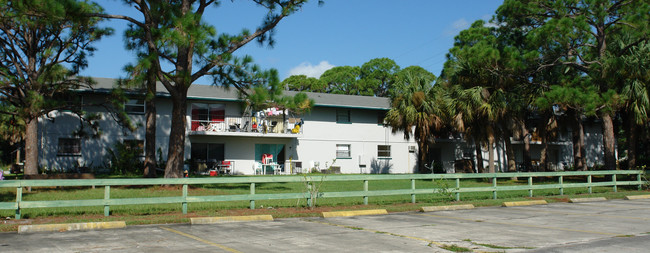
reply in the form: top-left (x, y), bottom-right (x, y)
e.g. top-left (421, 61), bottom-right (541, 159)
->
top-left (2, 198), bottom-right (650, 252)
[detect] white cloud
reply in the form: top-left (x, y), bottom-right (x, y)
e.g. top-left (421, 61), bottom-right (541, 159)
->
top-left (452, 18), bottom-right (470, 30)
top-left (444, 17), bottom-right (499, 36)
top-left (288, 61), bottom-right (335, 78)
top-left (482, 14), bottom-right (499, 28)
top-left (444, 18), bottom-right (472, 37)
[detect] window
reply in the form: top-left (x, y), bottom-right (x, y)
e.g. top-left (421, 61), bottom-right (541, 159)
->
top-left (57, 138), bottom-right (81, 156)
top-left (191, 143), bottom-right (225, 162)
top-left (123, 139), bottom-right (144, 157)
top-left (54, 93), bottom-right (82, 111)
top-left (191, 143), bottom-right (226, 173)
top-left (336, 144), bottom-right (351, 159)
top-left (125, 98), bottom-right (145, 114)
top-left (378, 145), bottom-right (391, 158)
top-left (336, 109), bottom-right (350, 123)
top-left (191, 103), bottom-right (225, 130)
top-left (377, 111), bottom-right (387, 125)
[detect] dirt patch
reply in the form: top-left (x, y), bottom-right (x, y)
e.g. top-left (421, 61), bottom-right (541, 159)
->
top-left (549, 196), bottom-right (570, 202)
top-left (1, 219), bottom-right (31, 225)
top-left (25, 174), bottom-right (95, 180)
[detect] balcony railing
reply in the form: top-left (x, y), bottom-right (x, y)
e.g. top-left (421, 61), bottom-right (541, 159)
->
top-left (190, 115), bottom-right (303, 135)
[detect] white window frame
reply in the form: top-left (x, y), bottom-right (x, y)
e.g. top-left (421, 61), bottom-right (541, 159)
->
top-left (377, 145), bottom-right (391, 158)
top-left (336, 109), bottom-right (350, 123)
top-left (336, 144), bottom-right (351, 159)
top-left (125, 98), bottom-right (145, 114)
top-left (57, 138), bottom-right (81, 156)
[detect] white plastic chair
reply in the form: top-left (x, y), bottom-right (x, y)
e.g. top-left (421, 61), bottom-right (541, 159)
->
top-left (254, 162), bottom-right (262, 175)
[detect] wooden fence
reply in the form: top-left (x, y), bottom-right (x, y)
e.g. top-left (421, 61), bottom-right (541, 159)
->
top-left (0, 170), bottom-right (645, 219)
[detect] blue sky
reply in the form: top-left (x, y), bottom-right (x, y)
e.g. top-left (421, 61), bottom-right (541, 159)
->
top-left (81, 0), bottom-right (503, 84)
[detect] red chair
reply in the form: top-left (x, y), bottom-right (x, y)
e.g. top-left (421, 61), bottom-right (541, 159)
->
top-left (262, 154), bottom-right (273, 164)
top-left (220, 161), bottom-right (232, 175)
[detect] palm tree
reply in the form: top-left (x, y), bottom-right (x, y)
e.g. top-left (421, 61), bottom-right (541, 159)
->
top-left (617, 41), bottom-right (650, 169)
top-left (450, 85), bottom-right (506, 174)
top-left (448, 85), bottom-right (486, 173)
top-left (385, 70), bottom-right (447, 173)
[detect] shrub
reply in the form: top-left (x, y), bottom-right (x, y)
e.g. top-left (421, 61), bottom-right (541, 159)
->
top-left (105, 142), bottom-right (144, 176)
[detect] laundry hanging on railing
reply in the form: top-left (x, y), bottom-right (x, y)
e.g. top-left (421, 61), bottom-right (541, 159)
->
top-left (256, 107), bottom-right (289, 117)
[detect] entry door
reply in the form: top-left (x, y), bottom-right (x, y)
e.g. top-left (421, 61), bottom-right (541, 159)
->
top-left (254, 144), bottom-right (285, 164)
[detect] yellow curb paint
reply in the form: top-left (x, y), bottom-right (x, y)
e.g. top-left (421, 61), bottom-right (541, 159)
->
top-left (569, 197), bottom-right (607, 203)
top-left (190, 215), bottom-right (273, 224)
top-left (159, 226), bottom-right (242, 253)
top-left (321, 209), bottom-right (388, 218)
top-left (420, 204), bottom-right (475, 212)
top-left (502, 200), bottom-right (548, 207)
top-left (625, 195), bottom-right (650, 200)
top-left (18, 221), bottom-right (126, 234)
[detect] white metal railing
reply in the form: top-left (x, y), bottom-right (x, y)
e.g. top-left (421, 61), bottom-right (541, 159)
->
top-left (190, 115), bottom-right (303, 134)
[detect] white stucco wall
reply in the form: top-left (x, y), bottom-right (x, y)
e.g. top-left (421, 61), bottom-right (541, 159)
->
top-left (186, 106), bottom-right (419, 174)
top-left (293, 107), bottom-right (417, 174)
top-left (37, 93), bottom-right (608, 174)
top-left (583, 122), bottom-right (604, 167)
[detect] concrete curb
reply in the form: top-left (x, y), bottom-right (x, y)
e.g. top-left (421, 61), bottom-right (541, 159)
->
top-left (190, 215), bottom-right (274, 224)
top-left (502, 200), bottom-right (548, 207)
top-left (569, 197), bottom-right (607, 203)
top-left (322, 209), bottom-right (388, 218)
top-left (18, 221), bottom-right (126, 234)
top-left (420, 204), bottom-right (475, 212)
top-left (624, 195), bottom-right (650, 200)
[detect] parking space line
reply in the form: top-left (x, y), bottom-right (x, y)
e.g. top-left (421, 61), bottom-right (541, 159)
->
top-left (415, 213), bottom-right (622, 236)
top-left (571, 202), bottom-right (650, 210)
top-left (301, 219), bottom-right (447, 248)
top-left (507, 207), bottom-right (650, 221)
top-left (159, 226), bottom-right (242, 253)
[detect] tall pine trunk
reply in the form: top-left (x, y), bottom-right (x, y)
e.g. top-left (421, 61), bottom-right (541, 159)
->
top-left (601, 113), bottom-right (617, 170)
top-left (164, 94), bottom-right (188, 178)
top-left (571, 110), bottom-right (586, 170)
top-left (164, 18), bottom-right (193, 178)
top-left (143, 71), bottom-right (157, 178)
top-left (24, 118), bottom-right (39, 175)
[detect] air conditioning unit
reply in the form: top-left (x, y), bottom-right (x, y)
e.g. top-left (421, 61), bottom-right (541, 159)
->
top-left (408, 146), bottom-right (416, 153)
top-left (291, 161), bottom-right (302, 173)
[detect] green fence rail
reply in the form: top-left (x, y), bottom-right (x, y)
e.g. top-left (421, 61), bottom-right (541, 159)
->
top-left (0, 170), bottom-right (645, 219)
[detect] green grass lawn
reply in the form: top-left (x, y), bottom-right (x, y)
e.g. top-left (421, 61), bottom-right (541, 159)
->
top-left (0, 174), bottom-right (646, 232)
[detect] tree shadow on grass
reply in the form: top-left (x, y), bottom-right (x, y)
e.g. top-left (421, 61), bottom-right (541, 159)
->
top-left (0, 191), bottom-right (15, 202)
top-left (199, 183), bottom-right (292, 191)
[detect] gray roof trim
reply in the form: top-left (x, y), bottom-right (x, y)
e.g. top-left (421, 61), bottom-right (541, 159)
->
top-left (85, 77), bottom-right (390, 110)
top-left (311, 104), bottom-right (389, 111)
top-left (186, 96), bottom-right (241, 102)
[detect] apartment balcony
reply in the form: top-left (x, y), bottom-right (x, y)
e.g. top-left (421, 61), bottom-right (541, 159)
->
top-left (189, 115), bottom-right (303, 138)
top-left (510, 132), bottom-right (571, 145)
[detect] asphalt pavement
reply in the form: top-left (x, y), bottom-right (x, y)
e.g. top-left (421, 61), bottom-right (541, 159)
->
top-left (2, 198), bottom-right (650, 252)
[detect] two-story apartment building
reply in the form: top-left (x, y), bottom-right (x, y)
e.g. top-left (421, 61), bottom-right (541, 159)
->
top-left (38, 78), bottom-right (420, 175)
top-left (37, 77), bottom-right (606, 175)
